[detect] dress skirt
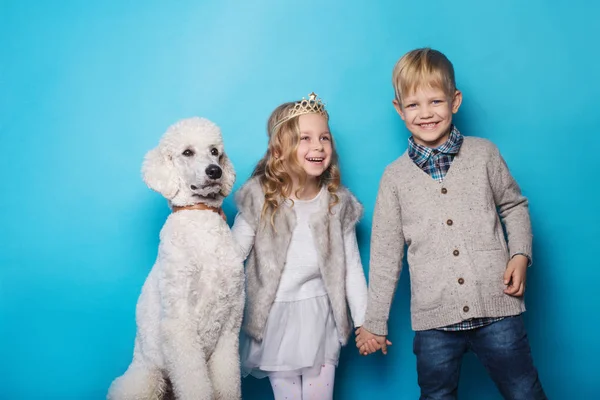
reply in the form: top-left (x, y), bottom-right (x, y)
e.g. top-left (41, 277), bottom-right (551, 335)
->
top-left (240, 294), bottom-right (341, 378)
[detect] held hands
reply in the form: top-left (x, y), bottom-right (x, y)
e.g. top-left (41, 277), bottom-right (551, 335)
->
top-left (504, 254), bottom-right (529, 297)
top-left (355, 326), bottom-right (392, 356)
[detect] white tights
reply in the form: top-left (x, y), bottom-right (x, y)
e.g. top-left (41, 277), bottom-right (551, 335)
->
top-left (269, 364), bottom-right (336, 400)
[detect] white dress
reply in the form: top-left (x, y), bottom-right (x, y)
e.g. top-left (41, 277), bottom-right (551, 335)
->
top-left (231, 187), bottom-right (368, 378)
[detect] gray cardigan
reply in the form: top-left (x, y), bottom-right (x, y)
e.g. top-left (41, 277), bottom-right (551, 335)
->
top-left (363, 137), bottom-right (532, 334)
top-left (235, 177), bottom-right (363, 344)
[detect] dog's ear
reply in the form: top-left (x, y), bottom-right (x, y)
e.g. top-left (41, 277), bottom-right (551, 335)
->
top-left (142, 147), bottom-right (179, 199)
top-left (219, 152), bottom-right (236, 197)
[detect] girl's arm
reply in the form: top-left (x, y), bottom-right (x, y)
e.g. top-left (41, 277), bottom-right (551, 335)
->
top-left (230, 213), bottom-right (255, 261)
top-left (344, 227), bottom-right (368, 327)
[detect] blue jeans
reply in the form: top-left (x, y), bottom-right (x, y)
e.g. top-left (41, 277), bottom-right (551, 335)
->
top-left (413, 315), bottom-right (546, 400)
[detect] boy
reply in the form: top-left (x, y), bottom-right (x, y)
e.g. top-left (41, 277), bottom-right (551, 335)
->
top-left (356, 48), bottom-right (546, 399)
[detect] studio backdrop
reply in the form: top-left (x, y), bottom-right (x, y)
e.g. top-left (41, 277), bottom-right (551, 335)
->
top-left (1, 0), bottom-right (598, 398)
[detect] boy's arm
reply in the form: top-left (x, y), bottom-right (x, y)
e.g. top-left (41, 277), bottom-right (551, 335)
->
top-left (489, 145), bottom-right (533, 262)
top-left (362, 169), bottom-right (405, 336)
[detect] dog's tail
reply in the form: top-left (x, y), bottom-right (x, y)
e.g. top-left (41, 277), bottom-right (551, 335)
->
top-left (107, 361), bottom-right (167, 400)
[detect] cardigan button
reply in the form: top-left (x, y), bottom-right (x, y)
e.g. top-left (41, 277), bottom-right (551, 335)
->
top-left (446, 219), bottom-right (453, 226)
top-left (458, 278), bottom-right (464, 285)
top-left (453, 249), bottom-right (460, 256)
top-left (441, 187), bottom-right (448, 194)
top-left (463, 306), bottom-right (470, 313)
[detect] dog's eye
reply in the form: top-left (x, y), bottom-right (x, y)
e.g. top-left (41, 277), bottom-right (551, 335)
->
top-left (182, 149), bottom-right (194, 157)
top-left (211, 148), bottom-right (219, 156)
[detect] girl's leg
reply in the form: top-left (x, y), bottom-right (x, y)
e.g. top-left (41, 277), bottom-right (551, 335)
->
top-left (301, 364), bottom-right (336, 400)
top-left (269, 375), bottom-right (302, 400)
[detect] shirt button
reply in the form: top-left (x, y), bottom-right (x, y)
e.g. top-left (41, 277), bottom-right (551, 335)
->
top-left (453, 249), bottom-right (460, 256)
top-left (446, 219), bottom-right (453, 226)
top-left (441, 187), bottom-right (448, 194)
top-left (463, 306), bottom-right (470, 313)
top-left (458, 278), bottom-right (464, 285)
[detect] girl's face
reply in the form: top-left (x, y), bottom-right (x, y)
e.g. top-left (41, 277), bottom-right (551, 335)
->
top-left (294, 113), bottom-right (332, 181)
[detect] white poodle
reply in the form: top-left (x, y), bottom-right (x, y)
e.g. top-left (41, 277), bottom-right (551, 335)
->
top-left (108, 118), bottom-right (244, 400)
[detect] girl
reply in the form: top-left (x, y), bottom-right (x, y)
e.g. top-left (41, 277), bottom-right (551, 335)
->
top-left (232, 93), bottom-right (368, 400)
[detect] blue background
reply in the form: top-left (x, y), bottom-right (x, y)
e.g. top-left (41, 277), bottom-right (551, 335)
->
top-left (1, 0), bottom-right (598, 399)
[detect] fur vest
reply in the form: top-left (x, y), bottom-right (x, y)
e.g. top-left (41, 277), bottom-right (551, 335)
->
top-left (235, 177), bottom-right (363, 345)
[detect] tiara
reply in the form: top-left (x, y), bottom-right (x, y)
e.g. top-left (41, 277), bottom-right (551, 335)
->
top-left (272, 92), bottom-right (328, 131)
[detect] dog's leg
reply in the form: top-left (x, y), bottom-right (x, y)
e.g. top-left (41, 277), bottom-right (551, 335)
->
top-left (107, 358), bottom-right (166, 400)
top-left (208, 332), bottom-right (241, 400)
top-left (157, 241), bottom-right (216, 400)
top-left (161, 318), bottom-right (212, 400)
top-left (208, 294), bottom-right (244, 400)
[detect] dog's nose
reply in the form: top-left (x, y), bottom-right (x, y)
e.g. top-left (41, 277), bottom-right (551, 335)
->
top-left (205, 164), bottom-right (222, 180)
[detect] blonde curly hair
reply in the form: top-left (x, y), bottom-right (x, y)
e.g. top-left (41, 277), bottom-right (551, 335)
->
top-left (252, 101), bottom-right (340, 225)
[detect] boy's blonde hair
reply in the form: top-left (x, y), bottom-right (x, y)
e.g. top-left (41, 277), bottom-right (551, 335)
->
top-left (392, 48), bottom-right (456, 102)
top-left (252, 101), bottom-right (340, 224)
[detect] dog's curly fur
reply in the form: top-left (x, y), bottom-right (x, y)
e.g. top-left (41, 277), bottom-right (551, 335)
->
top-left (108, 118), bottom-right (244, 400)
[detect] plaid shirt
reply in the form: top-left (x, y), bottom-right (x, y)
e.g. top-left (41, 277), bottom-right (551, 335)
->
top-left (408, 126), bottom-right (504, 331)
top-left (407, 125), bottom-right (463, 182)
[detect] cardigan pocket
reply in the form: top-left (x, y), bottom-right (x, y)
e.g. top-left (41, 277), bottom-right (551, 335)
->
top-left (408, 258), bottom-right (446, 312)
top-left (471, 248), bottom-right (509, 294)
top-left (469, 212), bottom-right (504, 251)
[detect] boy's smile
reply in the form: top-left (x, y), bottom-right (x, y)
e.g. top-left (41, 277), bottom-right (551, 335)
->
top-left (394, 86), bottom-right (462, 148)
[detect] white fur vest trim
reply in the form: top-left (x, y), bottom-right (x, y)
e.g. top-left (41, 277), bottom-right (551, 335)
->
top-left (235, 177), bottom-right (363, 345)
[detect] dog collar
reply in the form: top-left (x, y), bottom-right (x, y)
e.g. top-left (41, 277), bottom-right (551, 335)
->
top-left (172, 204), bottom-right (222, 215)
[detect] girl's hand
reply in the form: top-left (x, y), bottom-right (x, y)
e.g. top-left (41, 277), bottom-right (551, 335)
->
top-left (355, 327), bottom-right (392, 355)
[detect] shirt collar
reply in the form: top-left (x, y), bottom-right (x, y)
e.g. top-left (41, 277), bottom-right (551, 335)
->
top-left (408, 125), bottom-right (463, 167)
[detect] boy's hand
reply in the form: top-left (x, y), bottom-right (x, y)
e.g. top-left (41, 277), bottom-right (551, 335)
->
top-left (503, 254), bottom-right (528, 297)
top-left (355, 326), bottom-right (392, 355)
top-left (355, 327), bottom-right (380, 355)
top-left (359, 337), bottom-right (381, 356)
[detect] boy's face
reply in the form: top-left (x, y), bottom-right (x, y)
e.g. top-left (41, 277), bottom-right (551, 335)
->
top-left (393, 86), bottom-right (462, 148)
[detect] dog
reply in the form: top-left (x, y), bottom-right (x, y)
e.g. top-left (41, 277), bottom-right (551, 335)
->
top-left (108, 118), bottom-right (244, 400)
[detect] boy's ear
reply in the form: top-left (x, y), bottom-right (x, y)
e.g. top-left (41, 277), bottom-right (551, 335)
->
top-left (392, 99), bottom-right (406, 121)
top-left (451, 90), bottom-right (463, 114)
